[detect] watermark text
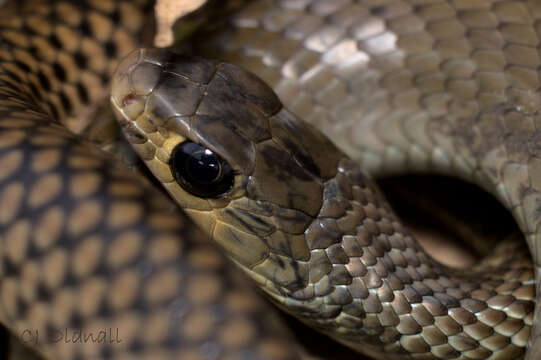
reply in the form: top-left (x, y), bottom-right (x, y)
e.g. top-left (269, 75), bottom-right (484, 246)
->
top-left (20, 328), bottom-right (122, 346)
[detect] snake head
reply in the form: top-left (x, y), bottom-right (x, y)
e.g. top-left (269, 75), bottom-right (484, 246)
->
top-left (111, 49), bottom-right (345, 298)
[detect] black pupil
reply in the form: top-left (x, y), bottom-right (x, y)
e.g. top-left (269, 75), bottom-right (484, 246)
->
top-left (170, 141), bottom-right (234, 198)
top-left (185, 145), bottom-right (221, 183)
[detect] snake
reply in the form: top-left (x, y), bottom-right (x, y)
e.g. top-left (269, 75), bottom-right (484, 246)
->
top-left (0, 0), bottom-right (540, 359)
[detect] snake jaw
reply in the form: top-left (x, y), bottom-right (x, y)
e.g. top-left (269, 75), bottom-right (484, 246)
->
top-left (111, 47), bottom-right (358, 307)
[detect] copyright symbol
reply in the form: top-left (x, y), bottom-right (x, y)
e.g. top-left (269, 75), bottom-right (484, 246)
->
top-left (20, 329), bottom-right (37, 345)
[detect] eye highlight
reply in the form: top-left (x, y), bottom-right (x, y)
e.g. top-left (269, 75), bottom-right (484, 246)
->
top-left (170, 141), bottom-right (234, 198)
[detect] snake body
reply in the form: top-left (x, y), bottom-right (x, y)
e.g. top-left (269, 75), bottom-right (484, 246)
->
top-left (0, 0), bottom-right (540, 359)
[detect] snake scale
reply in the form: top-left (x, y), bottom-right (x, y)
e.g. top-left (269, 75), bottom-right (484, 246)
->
top-left (0, 0), bottom-right (540, 359)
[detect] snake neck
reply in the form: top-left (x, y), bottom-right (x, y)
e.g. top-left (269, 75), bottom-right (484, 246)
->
top-left (256, 157), bottom-right (533, 357)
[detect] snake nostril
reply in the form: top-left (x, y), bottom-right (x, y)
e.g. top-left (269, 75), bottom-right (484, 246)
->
top-left (122, 93), bottom-right (142, 107)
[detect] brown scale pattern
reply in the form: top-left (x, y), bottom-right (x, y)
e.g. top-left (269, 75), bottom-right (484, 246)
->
top-left (290, 158), bottom-right (534, 359)
top-left (0, 1), bottom-right (307, 359)
top-left (194, 0), bottom-right (541, 260)
top-left (0, 0), bottom-right (540, 360)
top-left (184, 0), bottom-right (541, 357)
top-left (112, 46), bottom-right (534, 359)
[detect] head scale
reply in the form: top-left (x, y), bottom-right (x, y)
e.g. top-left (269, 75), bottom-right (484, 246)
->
top-left (111, 48), bottom-right (345, 300)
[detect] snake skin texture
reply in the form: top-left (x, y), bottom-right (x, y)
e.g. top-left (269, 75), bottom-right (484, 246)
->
top-left (181, 1), bottom-right (541, 358)
top-left (0, 1), bottom-right (311, 359)
top-left (0, 0), bottom-right (540, 359)
top-left (111, 47), bottom-right (533, 360)
top-left (111, 0), bottom-right (541, 359)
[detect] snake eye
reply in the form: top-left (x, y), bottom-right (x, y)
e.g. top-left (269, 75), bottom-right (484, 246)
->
top-left (170, 141), bottom-right (234, 198)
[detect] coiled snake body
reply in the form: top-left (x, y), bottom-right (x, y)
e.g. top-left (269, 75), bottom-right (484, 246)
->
top-left (0, 0), bottom-right (540, 359)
